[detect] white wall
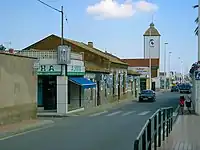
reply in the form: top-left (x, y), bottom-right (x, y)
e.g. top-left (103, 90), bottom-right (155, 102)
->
top-left (144, 36), bottom-right (160, 59)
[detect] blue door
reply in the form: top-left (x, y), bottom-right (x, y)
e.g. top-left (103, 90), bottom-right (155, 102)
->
top-left (37, 78), bottom-right (43, 106)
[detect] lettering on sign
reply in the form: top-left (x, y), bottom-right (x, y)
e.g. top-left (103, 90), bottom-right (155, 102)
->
top-left (40, 65), bottom-right (55, 72)
top-left (37, 64), bottom-right (62, 75)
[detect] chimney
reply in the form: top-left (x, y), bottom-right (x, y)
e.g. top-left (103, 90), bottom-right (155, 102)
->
top-left (88, 42), bottom-right (93, 48)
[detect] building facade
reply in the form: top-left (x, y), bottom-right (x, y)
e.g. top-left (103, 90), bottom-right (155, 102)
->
top-left (21, 34), bottom-right (136, 114)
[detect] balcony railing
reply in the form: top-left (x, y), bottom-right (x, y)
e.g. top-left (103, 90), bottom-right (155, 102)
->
top-left (134, 107), bottom-right (174, 150)
top-left (17, 49), bottom-right (83, 60)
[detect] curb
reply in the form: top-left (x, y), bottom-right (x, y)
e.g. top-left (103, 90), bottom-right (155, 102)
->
top-left (0, 120), bottom-right (54, 140)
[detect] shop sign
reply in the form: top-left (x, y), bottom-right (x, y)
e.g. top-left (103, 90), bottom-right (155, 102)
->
top-left (129, 67), bottom-right (149, 75)
top-left (85, 73), bottom-right (96, 79)
top-left (67, 65), bottom-right (85, 76)
top-left (37, 64), bottom-right (62, 75)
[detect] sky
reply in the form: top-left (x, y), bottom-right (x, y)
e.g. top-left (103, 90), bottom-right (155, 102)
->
top-left (0, 0), bottom-right (198, 74)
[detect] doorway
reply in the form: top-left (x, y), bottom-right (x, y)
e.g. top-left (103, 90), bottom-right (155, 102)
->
top-left (140, 78), bottom-right (147, 91)
top-left (152, 82), bottom-right (156, 91)
top-left (38, 75), bottom-right (57, 110)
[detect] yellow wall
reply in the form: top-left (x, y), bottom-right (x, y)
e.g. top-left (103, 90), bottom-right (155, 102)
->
top-left (146, 78), bottom-right (150, 89)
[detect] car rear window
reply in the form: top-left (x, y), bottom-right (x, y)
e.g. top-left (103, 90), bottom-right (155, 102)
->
top-left (141, 90), bottom-right (153, 94)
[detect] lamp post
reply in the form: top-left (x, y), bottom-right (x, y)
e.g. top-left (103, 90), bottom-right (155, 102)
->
top-left (168, 52), bottom-right (172, 88)
top-left (164, 42), bottom-right (168, 90)
top-left (198, 0), bottom-right (200, 61)
top-left (149, 28), bottom-right (152, 90)
top-left (178, 57), bottom-right (183, 83)
top-left (37, 0), bottom-right (65, 75)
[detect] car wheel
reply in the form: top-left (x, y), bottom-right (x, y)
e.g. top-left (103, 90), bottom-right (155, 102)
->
top-left (139, 98), bottom-right (142, 102)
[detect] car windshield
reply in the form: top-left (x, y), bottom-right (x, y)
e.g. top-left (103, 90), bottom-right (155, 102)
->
top-left (141, 90), bottom-right (153, 94)
top-left (180, 84), bottom-right (191, 89)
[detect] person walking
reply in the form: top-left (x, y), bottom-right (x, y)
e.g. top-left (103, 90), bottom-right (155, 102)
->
top-left (179, 95), bottom-right (185, 115)
top-left (186, 95), bottom-right (192, 114)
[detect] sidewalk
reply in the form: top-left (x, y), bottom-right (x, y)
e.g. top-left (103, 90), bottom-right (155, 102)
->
top-left (0, 119), bottom-right (54, 140)
top-left (158, 114), bottom-right (200, 150)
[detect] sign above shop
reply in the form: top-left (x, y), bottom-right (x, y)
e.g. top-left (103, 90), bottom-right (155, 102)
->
top-left (67, 65), bottom-right (85, 76)
top-left (129, 67), bottom-right (149, 75)
top-left (57, 45), bottom-right (71, 65)
top-left (37, 64), bottom-right (62, 75)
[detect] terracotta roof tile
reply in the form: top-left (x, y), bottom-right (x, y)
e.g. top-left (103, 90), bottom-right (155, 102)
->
top-left (121, 58), bottom-right (159, 67)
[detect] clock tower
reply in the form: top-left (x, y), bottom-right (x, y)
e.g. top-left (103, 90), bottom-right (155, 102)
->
top-left (143, 23), bottom-right (161, 59)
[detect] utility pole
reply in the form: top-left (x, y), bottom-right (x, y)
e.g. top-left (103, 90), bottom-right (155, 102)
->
top-left (198, 0), bottom-right (200, 61)
top-left (36, 0), bottom-right (65, 75)
top-left (168, 52), bottom-right (172, 88)
top-left (164, 42), bottom-right (168, 90)
top-left (61, 6), bottom-right (64, 45)
top-left (149, 25), bottom-right (152, 90)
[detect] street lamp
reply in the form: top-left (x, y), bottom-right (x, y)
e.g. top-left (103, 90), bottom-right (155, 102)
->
top-left (168, 52), bottom-right (172, 88)
top-left (148, 26), bottom-right (152, 90)
top-left (37, 0), bottom-right (66, 75)
top-left (198, 0), bottom-right (200, 61)
top-left (178, 57), bottom-right (183, 83)
top-left (164, 42), bottom-right (168, 90)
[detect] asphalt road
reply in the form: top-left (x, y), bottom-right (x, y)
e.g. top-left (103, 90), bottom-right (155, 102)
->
top-left (0, 92), bottom-right (179, 150)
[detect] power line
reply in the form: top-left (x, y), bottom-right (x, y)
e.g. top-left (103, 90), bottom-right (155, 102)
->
top-left (36, 0), bottom-right (61, 13)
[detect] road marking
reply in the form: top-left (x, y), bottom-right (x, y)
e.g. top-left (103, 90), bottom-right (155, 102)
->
top-left (137, 111), bottom-right (151, 116)
top-left (106, 111), bottom-right (122, 116)
top-left (121, 111), bottom-right (136, 116)
top-left (89, 111), bottom-right (108, 117)
top-left (0, 124), bottom-right (54, 141)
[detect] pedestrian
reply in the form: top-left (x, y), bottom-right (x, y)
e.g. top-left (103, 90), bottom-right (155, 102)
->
top-left (179, 95), bottom-right (185, 115)
top-left (185, 95), bottom-right (192, 114)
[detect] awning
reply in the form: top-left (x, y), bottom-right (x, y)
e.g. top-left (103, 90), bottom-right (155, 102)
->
top-left (68, 77), bottom-right (96, 89)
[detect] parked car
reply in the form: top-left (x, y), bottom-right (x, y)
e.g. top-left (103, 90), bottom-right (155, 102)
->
top-left (179, 83), bottom-right (192, 94)
top-left (171, 86), bottom-right (179, 92)
top-left (139, 90), bottom-right (156, 102)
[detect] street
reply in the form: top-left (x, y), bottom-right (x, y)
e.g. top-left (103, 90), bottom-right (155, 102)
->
top-left (0, 92), bottom-right (179, 150)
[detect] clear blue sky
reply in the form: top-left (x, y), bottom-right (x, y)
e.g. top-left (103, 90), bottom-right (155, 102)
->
top-left (0, 0), bottom-right (198, 73)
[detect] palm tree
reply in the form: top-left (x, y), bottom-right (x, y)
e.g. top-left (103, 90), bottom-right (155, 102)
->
top-left (194, 4), bottom-right (198, 35)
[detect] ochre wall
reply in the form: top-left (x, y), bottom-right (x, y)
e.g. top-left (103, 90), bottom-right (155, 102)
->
top-left (0, 53), bottom-right (37, 125)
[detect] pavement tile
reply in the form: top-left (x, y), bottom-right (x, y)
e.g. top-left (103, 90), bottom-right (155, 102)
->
top-left (157, 115), bottom-right (200, 150)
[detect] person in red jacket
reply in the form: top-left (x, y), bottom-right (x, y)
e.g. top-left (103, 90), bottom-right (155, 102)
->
top-left (179, 95), bottom-right (185, 115)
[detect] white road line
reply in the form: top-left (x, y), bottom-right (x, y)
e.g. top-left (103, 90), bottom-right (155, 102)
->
top-left (106, 111), bottom-right (122, 116)
top-left (89, 111), bottom-right (108, 117)
top-left (121, 111), bottom-right (136, 116)
top-left (137, 111), bottom-right (151, 116)
top-left (0, 124), bottom-right (54, 141)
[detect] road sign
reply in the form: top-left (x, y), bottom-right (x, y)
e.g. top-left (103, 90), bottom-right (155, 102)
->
top-left (57, 45), bottom-right (71, 65)
top-left (195, 71), bottom-right (200, 80)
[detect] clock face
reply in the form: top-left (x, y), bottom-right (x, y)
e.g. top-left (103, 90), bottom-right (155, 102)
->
top-left (149, 39), bottom-right (155, 47)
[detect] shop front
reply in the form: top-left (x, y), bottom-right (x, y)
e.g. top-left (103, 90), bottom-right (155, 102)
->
top-left (37, 64), bottom-right (62, 110)
top-left (67, 62), bottom-right (96, 111)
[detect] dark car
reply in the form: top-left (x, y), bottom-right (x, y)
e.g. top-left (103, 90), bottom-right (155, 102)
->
top-left (171, 86), bottom-right (179, 92)
top-left (139, 90), bottom-right (156, 102)
top-left (179, 83), bottom-right (192, 94)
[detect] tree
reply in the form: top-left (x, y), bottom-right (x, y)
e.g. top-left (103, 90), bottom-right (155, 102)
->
top-left (0, 44), bottom-right (6, 51)
top-left (194, 5), bottom-right (198, 36)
